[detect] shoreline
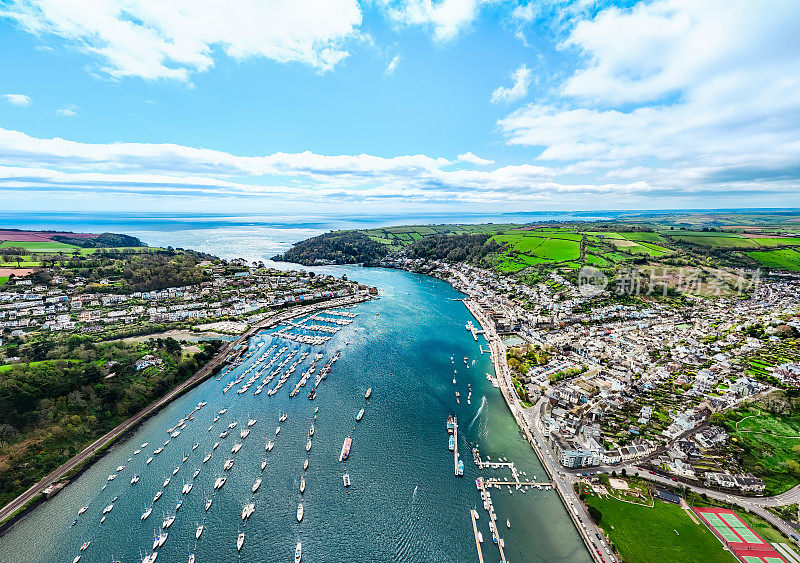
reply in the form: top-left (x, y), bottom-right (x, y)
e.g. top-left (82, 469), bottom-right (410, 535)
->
top-left (0, 291), bottom-right (373, 534)
top-left (461, 295), bottom-right (602, 562)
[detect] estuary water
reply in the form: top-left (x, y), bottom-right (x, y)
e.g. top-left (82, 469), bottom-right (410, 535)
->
top-left (0, 214), bottom-right (590, 562)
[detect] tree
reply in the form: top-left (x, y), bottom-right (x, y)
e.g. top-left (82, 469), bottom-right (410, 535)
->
top-left (709, 412), bottom-right (726, 426)
top-left (588, 505), bottom-right (603, 524)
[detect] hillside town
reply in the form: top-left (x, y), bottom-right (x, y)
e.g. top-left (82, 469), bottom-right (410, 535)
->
top-left (0, 257), bottom-right (366, 362)
top-left (386, 255), bottom-right (800, 496)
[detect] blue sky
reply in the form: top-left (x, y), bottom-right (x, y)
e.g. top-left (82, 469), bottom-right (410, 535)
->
top-left (0, 0), bottom-right (798, 214)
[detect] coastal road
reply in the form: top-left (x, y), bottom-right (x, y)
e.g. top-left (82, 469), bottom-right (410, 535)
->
top-left (0, 292), bottom-right (372, 525)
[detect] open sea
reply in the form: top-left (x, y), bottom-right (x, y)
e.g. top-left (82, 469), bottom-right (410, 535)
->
top-left (0, 212), bottom-right (590, 562)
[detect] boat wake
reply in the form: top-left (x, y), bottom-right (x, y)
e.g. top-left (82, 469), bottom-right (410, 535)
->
top-left (467, 396), bottom-right (487, 430)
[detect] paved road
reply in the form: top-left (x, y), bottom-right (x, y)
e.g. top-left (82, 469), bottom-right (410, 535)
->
top-left (0, 293), bottom-right (371, 525)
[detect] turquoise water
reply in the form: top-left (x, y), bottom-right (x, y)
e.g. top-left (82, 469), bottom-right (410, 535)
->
top-left (0, 266), bottom-right (589, 562)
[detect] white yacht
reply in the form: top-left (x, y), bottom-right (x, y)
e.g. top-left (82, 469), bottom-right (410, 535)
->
top-left (252, 478), bottom-right (262, 493)
top-left (266, 441), bottom-right (274, 452)
top-left (237, 532), bottom-right (245, 552)
top-left (203, 453), bottom-right (212, 463)
top-left (295, 542), bottom-right (302, 563)
top-left (296, 503), bottom-right (303, 522)
top-left (205, 498), bottom-right (212, 511)
top-left (196, 524), bottom-right (204, 539)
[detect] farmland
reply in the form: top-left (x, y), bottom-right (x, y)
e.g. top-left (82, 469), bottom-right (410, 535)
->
top-left (746, 249), bottom-right (800, 271)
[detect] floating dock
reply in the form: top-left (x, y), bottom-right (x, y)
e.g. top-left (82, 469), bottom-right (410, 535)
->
top-left (470, 509), bottom-right (484, 563)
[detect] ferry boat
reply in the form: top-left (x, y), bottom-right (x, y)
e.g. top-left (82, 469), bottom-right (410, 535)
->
top-left (237, 532), bottom-right (245, 551)
top-left (365, 388), bottom-right (372, 399)
top-left (306, 438), bottom-right (312, 452)
top-left (224, 459), bottom-right (234, 470)
top-left (252, 478), bottom-right (261, 493)
top-left (153, 491), bottom-right (163, 502)
top-left (295, 541), bottom-right (302, 563)
top-left (300, 476), bottom-right (306, 494)
top-left (296, 502), bottom-right (303, 522)
top-left (343, 473), bottom-right (351, 487)
top-left (196, 524), bottom-right (204, 539)
top-left (141, 507), bottom-right (152, 520)
top-left (162, 514), bottom-right (175, 529)
top-left (339, 436), bottom-right (352, 461)
top-left (356, 408), bottom-right (364, 422)
top-left (131, 474), bottom-right (140, 484)
top-left (205, 498), bottom-right (212, 510)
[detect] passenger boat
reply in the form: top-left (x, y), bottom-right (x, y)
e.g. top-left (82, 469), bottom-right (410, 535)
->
top-left (295, 541), bottom-right (302, 563)
top-left (339, 436), bottom-right (352, 461)
top-left (296, 503), bottom-right (303, 522)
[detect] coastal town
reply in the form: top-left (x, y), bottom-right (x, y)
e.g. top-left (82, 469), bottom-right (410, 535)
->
top-left (384, 253), bottom-right (800, 562)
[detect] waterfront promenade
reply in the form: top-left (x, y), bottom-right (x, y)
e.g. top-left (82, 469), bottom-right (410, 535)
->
top-left (462, 297), bottom-right (608, 563)
top-left (0, 292), bottom-right (373, 527)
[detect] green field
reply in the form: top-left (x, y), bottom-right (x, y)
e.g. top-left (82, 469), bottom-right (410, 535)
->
top-left (725, 408), bottom-right (800, 494)
top-left (750, 237), bottom-right (800, 247)
top-left (0, 276), bottom-right (7, 287)
top-left (0, 240), bottom-right (79, 252)
top-left (491, 233), bottom-right (580, 260)
top-left (746, 249), bottom-right (800, 271)
top-left (671, 235), bottom-right (759, 248)
top-left (586, 494), bottom-right (735, 563)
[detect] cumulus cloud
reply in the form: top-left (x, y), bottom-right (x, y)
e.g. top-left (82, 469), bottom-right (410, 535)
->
top-left (457, 151), bottom-right (494, 165)
top-left (4, 93), bottom-right (32, 106)
top-left (381, 0), bottom-right (483, 42)
top-left (56, 105), bottom-right (77, 117)
top-left (385, 54), bottom-right (401, 76)
top-left (498, 0), bottom-right (800, 193)
top-left (491, 64), bottom-right (532, 104)
top-left (0, 0), bottom-right (363, 81)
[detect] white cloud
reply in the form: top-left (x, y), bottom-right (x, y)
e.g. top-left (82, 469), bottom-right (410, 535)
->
top-left (457, 151), bottom-right (494, 166)
top-left (385, 54), bottom-right (401, 76)
top-left (4, 93), bottom-right (32, 106)
top-left (0, 0), bottom-right (363, 81)
top-left (57, 105), bottom-right (78, 117)
top-left (498, 0), bottom-right (800, 194)
top-left (381, 0), bottom-right (482, 42)
top-left (491, 64), bottom-right (532, 104)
